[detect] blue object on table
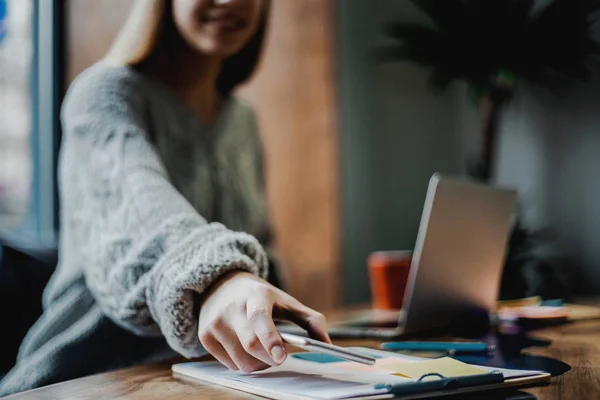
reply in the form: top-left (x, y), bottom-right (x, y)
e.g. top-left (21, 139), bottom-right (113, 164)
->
top-left (381, 341), bottom-right (493, 353)
top-left (374, 371), bottom-right (505, 396)
top-left (541, 299), bottom-right (565, 307)
top-left (291, 353), bottom-right (345, 363)
top-left (291, 351), bottom-right (383, 364)
top-left (0, 0), bottom-right (6, 45)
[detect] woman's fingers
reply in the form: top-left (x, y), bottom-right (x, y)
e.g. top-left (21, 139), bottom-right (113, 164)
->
top-left (275, 292), bottom-right (331, 344)
top-left (197, 271), bottom-right (331, 373)
top-left (232, 310), bottom-right (279, 366)
top-left (198, 329), bottom-right (237, 371)
top-left (212, 318), bottom-right (270, 373)
top-left (246, 295), bottom-right (287, 365)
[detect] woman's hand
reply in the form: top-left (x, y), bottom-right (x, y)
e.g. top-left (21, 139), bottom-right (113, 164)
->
top-left (198, 271), bottom-right (330, 373)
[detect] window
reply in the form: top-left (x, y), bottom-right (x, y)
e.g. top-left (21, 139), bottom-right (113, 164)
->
top-left (0, 0), bottom-right (33, 232)
top-left (0, 0), bottom-right (60, 244)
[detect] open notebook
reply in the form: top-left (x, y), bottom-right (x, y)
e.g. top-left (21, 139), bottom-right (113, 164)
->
top-left (172, 348), bottom-right (550, 399)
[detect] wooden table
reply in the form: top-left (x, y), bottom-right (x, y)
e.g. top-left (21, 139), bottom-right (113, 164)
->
top-left (6, 302), bottom-right (600, 400)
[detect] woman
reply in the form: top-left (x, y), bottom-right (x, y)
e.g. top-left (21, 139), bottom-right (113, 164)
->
top-left (0, 0), bottom-right (330, 395)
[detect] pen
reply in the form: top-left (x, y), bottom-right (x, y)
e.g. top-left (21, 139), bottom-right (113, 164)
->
top-left (381, 341), bottom-right (493, 353)
top-left (280, 333), bottom-right (376, 365)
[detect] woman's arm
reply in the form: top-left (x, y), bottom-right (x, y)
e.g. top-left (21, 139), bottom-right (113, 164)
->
top-left (60, 67), bottom-right (268, 357)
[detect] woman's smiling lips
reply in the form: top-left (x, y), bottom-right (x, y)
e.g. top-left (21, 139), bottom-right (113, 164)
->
top-left (202, 9), bottom-right (247, 32)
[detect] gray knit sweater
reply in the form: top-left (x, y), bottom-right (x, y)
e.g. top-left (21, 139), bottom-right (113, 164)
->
top-left (0, 62), bottom-right (272, 395)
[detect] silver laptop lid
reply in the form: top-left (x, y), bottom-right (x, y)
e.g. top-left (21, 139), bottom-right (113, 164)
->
top-left (401, 173), bottom-right (517, 334)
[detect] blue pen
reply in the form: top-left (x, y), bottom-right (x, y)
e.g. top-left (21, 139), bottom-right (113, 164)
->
top-left (381, 341), bottom-right (493, 353)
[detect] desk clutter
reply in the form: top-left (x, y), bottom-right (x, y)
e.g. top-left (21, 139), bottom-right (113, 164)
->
top-left (496, 296), bottom-right (600, 323)
top-left (172, 297), bottom-right (600, 399)
top-left (496, 297), bottom-right (570, 323)
top-left (172, 347), bottom-right (549, 400)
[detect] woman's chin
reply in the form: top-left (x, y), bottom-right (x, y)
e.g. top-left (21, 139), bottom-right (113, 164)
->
top-left (190, 38), bottom-right (248, 59)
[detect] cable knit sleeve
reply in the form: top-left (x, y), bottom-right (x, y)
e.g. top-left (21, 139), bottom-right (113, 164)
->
top-left (58, 65), bottom-right (269, 358)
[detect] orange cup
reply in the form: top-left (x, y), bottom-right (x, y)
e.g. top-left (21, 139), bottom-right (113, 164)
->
top-left (368, 251), bottom-right (412, 310)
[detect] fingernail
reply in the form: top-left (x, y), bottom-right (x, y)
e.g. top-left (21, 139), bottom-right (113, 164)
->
top-left (271, 345), bottom-right (286, 363)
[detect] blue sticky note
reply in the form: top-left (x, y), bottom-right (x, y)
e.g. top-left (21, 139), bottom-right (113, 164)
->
top-left (541, 299), bottom-right (565, 307)
top-left (291, 352), bottom-right (346, 363)
top-left (292, 351), bottom-right (383, 364)
top-left (0, 0), bottom-right (6, 45)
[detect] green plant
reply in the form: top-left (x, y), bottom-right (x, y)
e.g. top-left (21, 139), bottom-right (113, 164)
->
top-left (374, 0), bottom-right (600, 299)
top-left (376, 0), bottom-right (600, 180)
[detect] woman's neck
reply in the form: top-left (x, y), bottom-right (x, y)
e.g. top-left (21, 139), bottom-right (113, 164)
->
top-left (143, 47), bottom-right (224, 125)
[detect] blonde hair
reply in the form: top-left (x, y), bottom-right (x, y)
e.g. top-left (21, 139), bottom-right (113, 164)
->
top-left (103, 0), bottom-right (270, 94)
top-left (105, 0), bottom-right (165, 66)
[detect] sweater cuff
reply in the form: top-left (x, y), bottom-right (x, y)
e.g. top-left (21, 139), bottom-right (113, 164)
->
top-left (148, 224), bottom-right (269, 357)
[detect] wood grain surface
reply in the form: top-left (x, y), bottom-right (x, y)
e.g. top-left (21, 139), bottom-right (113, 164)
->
top-left (524, 318), bottom-right (600, 399)
top-left (6, 301), bottom-right (600, 399)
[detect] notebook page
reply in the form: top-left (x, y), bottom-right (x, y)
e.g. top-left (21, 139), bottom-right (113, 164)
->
top-left (174, 358), bottom-right (410, 400)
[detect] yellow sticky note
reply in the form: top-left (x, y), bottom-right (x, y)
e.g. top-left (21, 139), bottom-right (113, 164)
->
top-left (497, 296), bottom-right (541, 310)
top-left (387, 357), bottom-right (486, 379)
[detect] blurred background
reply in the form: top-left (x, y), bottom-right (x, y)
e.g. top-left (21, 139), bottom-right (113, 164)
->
top-left (0, 0), bottom-right (34, 233)
top-left (1, 0), bottom-right (600, 322)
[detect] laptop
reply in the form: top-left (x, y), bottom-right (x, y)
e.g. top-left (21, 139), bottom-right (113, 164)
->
top-left (279, 173), bottom-right (517, 339)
